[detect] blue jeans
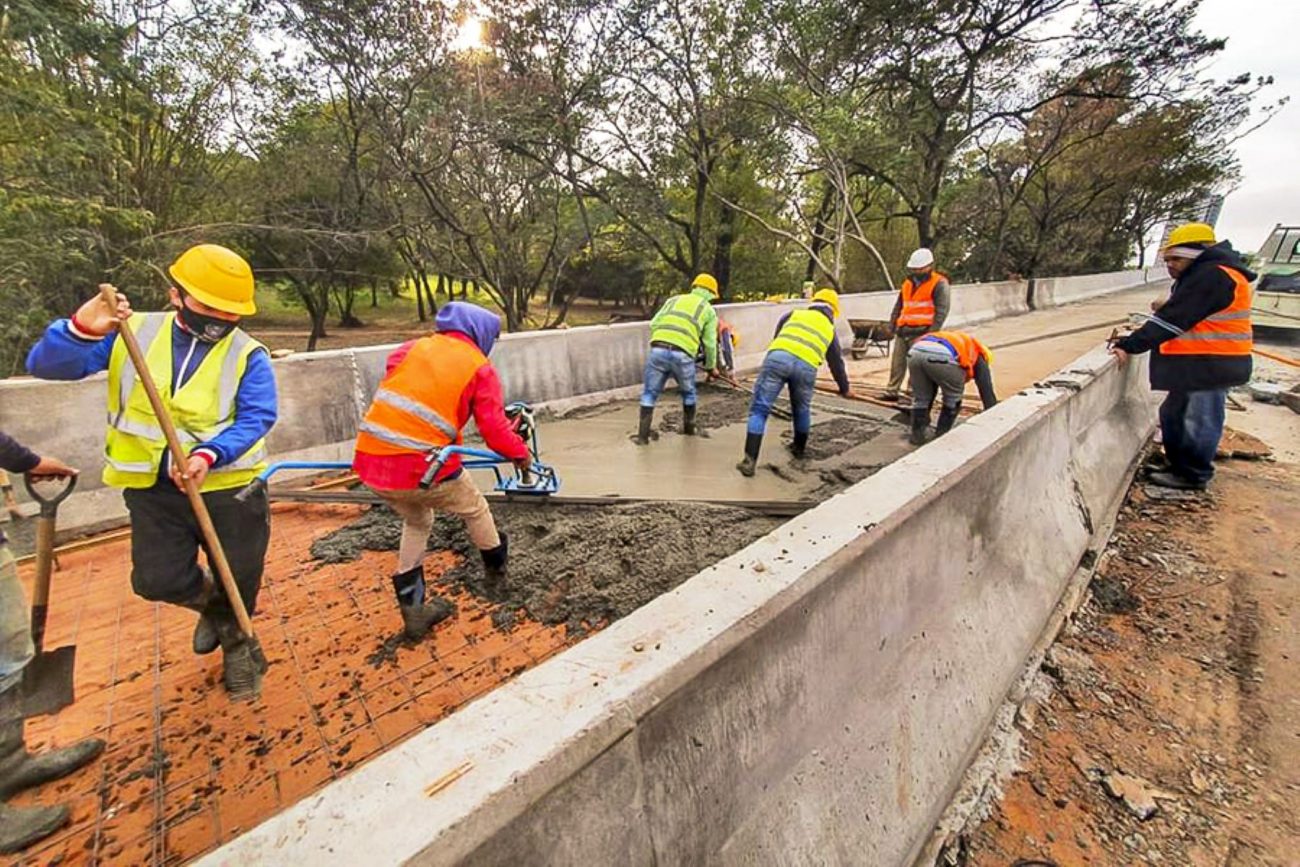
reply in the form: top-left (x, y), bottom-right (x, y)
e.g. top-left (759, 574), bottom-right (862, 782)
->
top-left (747, 350), bottom-right (816, 436)
top-left (1159, 389), bottom-right (1226, 484)
top-left (641, 346), bottom-right (698, 408)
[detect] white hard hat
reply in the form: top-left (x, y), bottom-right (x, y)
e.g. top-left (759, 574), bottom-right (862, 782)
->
top-left (906, 248), bottom-right (934, 269)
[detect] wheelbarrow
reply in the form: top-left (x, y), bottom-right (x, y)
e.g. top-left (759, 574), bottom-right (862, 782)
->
top-left (848, 318), bottom-right (894, 360)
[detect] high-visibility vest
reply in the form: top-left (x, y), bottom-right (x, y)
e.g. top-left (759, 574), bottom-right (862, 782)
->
top-left (650, 292), bottom-right (710, 355)
top-left (919, 330), bottom-right (991, 381)
top-left (768, 308), bottom-right (835, 368)
top-left (1159, 266), bottom-right (1253, 357)
top-left (104, 313), bottom-right (267, 491)
top-left (354, 334), bottom-right (487, 457)
top-left (897, 272), bottom-right (946, 328)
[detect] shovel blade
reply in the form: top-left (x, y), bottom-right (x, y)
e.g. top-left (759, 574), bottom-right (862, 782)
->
top-left (20, 645), bottom-right (76, 718)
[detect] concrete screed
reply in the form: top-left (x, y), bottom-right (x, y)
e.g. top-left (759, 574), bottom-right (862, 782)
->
top-left (4, 272), bottom-right (1179, 864)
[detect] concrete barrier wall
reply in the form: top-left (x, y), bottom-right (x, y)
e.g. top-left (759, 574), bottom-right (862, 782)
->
top-left (0, 268), bottom-right (1148, 533)
top-left (198, 343), bottom-right (1155, 867)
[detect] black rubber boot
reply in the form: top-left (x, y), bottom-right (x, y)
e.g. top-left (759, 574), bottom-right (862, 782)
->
top-left (682, 404), bottom-right (698, 436)
top-left (736, 432), bottom-right (762, 477)
top-left (909, 408), bottom-right (929, 446)
top-left (480, 532), bottom-right (509, 600)
top-left (178, 569), bottom-right (220, 656)
top-left (0, 801), bottom-right (69, 855)
top-left (635, 406), bottom-right (654, 445)
top-left (0, 689), bottom-right (104, 799)
top-left (787, 430), bottom-right (809, 459)
top-left (935, 402), bottom-right (961, 437)
top-left (392, 564), bottom-right (453, 640)
top-left (210, 610), bottom-right (267, 701)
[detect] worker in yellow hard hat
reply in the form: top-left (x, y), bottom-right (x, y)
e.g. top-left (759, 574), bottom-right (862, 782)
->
top-left (737, 288), bottom-right (852, 476)
top-left (637, 272), bottom-right (721, 444)
top-left (25, 244), bottom-right (279, 697)
top-left (1110, 222), bottom-right (1255, 491)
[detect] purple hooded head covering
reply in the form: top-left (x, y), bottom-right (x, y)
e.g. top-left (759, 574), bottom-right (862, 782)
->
top-left (435, 302), bottom-right (502, 355)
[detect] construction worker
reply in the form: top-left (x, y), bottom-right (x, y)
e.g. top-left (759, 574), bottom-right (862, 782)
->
top-left (737, 289), bottom-right (851, 476)
top-left (1110, 223), bottom-right (1254, 491)
top-left (25, 244), bottom-right (278, 696)
top-left (699, 318), bottom-right (738, 377)
top-left (0, 472), bottom-right (22, 524)
top-left (352, 302), bottom-right (529, 638)
top-left (906, 330), bottom-right (998, 445)
top-left (637, 273), bottom-right (720, 444)
top-left (0, 436), bottom-right (105, 853)
top-left (883, 248), bottom-right (951, 403)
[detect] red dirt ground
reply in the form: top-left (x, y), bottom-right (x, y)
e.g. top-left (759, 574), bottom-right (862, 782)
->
top-left (7, 503), bottom-right (575, 866)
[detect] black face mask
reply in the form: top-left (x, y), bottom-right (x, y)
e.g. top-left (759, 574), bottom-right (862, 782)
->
top-left (177, 303), bottom-right (236, 343)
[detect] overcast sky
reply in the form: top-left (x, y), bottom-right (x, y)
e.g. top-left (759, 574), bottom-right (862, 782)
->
top-left (1194, 0), bottom-right (1300, 254)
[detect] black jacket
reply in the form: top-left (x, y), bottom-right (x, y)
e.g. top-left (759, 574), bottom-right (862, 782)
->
top-left (1115, 241), bottom-right (1255, 392)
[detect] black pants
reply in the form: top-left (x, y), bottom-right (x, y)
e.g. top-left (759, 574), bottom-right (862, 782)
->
top-left (123, 482), bottom-right (270, 615)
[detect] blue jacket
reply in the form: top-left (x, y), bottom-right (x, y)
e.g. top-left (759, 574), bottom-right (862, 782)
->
top-left (26, 319), bottom-right (278, 471)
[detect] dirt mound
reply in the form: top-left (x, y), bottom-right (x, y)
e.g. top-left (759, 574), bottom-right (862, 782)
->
top-left (311, 500), bottom-right (782, 634)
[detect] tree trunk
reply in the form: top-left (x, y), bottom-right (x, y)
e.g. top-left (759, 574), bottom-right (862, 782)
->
top-left (712, 199), bottom-right (736, 300)
top-left (370, 282), bottom-right (378, 308)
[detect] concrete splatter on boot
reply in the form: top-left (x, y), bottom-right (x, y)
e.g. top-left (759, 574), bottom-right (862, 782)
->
top-left (909, 408), bottom-right (930, 446)
top-left (479, 532), bottom-right (509, 601)
top-left (0, 802), bottom-right (68, 855)
top-left (210, 611), bottom-right (267, 701)
top-left (935, 402), bottom-right (961, 437)
top-left (0, 689), bottom-right (104, 800)
top-left (634, 406), bottom-right (655, 445)
top-left (682, 404), bottom-right (698, 436)
top-left (392, 564), bottom-right (453, 640)
top-left (737, 432), bottom-right (762, 477)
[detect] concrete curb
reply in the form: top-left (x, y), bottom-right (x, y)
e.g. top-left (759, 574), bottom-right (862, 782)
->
top-left (197, 342), bottom-right (1155, 865)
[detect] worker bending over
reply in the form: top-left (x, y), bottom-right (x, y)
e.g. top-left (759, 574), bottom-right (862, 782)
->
top-left (637, 273), bottom-right (720, 443)
top-left (26, 245), bottom-right (278, 697)
top-left (1110, 223), bottom-right (1254, 491)
top-left (906, 330), bottom-right (998, 445)
top-left (353, 302), bottom-right (529, 639)
top-left (884, 248), bottom-right (951, 404)
top-left (737, 289), bottom-right (851, 476)
top-left (0, 435), bottom-right (104, 854)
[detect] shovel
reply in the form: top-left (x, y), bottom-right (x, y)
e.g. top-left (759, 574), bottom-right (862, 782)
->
top-left (20, 473), bottom-right (77, 717)
top-left (98, 284), bottom-right (266, 700)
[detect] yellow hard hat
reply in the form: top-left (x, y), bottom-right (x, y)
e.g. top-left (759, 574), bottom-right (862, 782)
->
top-left (169, 244), bottom-right (257, 316)
top-left (691, 273), bottom-right (719, 297)
top-left (811, 288), bottom-right (840, 318)
top-left (1163, 223), bottom-right (1216, 251)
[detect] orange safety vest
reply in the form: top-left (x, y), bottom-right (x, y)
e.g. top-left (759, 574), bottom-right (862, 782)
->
top-left (1159, 266), bottom-right (1253, 357)
top-left (896, 272), bottom-right (946, 328)
top-left (355, 334), bottom-right (488, 457)
top-left (921, 330), bottom-right (990, 381)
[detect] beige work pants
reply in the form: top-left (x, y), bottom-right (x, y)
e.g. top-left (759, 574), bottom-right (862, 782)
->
top-left (373, 473), bottom-right (500, 572)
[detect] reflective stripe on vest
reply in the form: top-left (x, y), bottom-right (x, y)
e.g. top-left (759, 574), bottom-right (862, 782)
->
top-left (354, 333), bottom-right (488, 458)
top-left (650, 293), bottom-right (708, 354)
top-left (920, 330), bottom-right (990, 380)
top-left (897, 273), bottom-right (944, 328)
top-left (103, 313), bottom-right (267, 491)
top-left (768, 308), bottom-right (835, 368)
top-left (1159, 266), bottom-right (1254, 356)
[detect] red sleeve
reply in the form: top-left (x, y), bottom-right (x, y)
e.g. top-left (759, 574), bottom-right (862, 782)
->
top-left (466, 365), bottom-right (530, 461)
top-left (385, 340), bottom-right (417, 375)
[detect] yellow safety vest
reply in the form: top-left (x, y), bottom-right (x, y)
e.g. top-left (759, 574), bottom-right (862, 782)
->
top-left (650, 292), bottom-right (710, 355)
top-left (768, 308), bottom-right (835, 368)
top-left (104, 312), bottom-right (268, 491)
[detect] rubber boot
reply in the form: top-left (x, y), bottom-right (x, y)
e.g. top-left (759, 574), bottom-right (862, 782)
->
top-left (479, 532), bottom-right (509, 600)
top-left (392, 564), bottom-right (452, 641)
top-left (682, 404), bottom-right (698, 436)
top-left (935, 403), bottom-right (961, 437)
top-left (736, 433), bottom-right (762, 477)
top-left (210, 610), bottom-right (267, 701)
top-left (177, 569), bottom-right (220, 656)
top-left (0, 689), bottom-right (104, 800)
top-left (908, 409), bottom-right (929, 446)
top-left (787, 430), bottom-right (808, 459)
top-left (635, 406), bottom-right (654, 445)
top-left (0, 801), bottom-right (69, 855)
